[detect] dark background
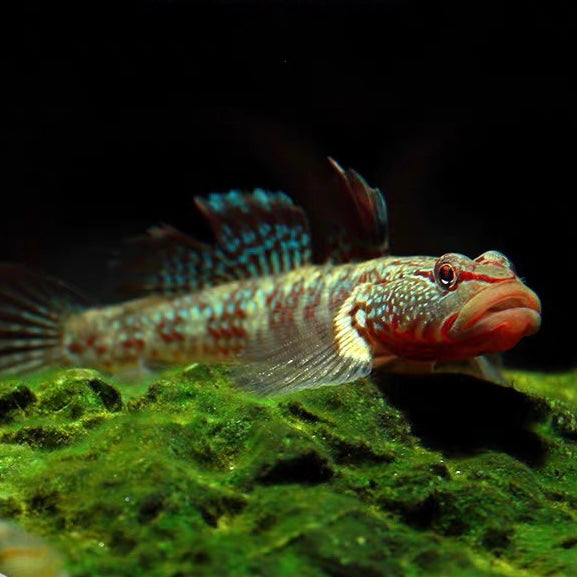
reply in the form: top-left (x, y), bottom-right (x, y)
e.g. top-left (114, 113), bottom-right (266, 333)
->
top-left (1, 1), bottom-right (574, 369)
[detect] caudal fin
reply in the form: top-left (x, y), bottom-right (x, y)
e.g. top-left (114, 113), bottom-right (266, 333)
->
top-left (0, 264), bottom-right (91, 375)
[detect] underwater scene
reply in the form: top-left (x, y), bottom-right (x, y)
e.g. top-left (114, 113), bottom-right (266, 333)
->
top-left (1, 2), bottom-right (574, 576)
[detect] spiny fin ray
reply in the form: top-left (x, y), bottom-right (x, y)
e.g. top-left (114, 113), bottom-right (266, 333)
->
top-left (322, 158), bottom-right (389, 262)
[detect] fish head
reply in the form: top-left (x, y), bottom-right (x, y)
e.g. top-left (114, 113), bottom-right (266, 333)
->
top-left (369, 250), bottom-right (541, 362)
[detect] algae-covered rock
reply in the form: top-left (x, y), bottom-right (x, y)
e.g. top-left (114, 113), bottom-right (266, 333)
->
top-left (37, 368), bottom-right (123, 417)
top-left (0, 366), bottom-right (575, 576)
top-left (0, 382), bottom-right (36, 423)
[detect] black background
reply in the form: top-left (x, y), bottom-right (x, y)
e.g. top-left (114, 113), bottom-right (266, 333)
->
top-left (1, 1), bottom-right (574, 369)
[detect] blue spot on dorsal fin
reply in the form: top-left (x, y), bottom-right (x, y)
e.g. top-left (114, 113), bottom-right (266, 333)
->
top-left (117, 189), bottom-right (312, 296)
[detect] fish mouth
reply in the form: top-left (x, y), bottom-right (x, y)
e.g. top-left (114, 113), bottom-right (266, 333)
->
top-left (448, 280), bottom-right (541, 352)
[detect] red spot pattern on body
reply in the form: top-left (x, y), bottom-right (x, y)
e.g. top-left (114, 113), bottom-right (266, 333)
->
top-left (156, 314), bottom-right (185, 344)
top-left (207, 325), bottom-right (246, 341)
top-left (270, 301), bottom-right (295, 326)
top-left (232, 302), bottom-right (246, 319)
top-left (68, 334), bottom-right (109, 357)
top-left (122, 337), bottom-right (145, 350)
top-left (158, 329), bottom-right (184, 344)
top-left (68, 341), bottom-right (84, 354)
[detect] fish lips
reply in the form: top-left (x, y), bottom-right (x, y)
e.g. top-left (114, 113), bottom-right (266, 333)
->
top-left (448, 280), bottom-right (542, 352)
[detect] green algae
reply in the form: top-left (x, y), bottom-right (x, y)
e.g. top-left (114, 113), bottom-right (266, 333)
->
top-left (0, 365), bottom-right (575, 576)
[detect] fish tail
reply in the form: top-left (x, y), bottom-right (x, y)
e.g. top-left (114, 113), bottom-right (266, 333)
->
top-left (0, 264), bottom-right (92, 375)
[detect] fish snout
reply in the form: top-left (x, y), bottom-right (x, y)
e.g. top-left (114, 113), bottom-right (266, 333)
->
top-left (449, 280), bottom-right (541, 352)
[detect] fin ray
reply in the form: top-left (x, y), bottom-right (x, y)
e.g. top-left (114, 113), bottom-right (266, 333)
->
top-left (0, 264), bottom-right (91, 375)
top-left (323, 158), bottom-right (389, 262)
top-left (116, 190), bottom-right (312, 296)
top-left (232, 284), bottom-right (373, 395)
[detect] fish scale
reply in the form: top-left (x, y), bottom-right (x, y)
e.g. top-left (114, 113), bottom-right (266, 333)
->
top-left (0, 160), bottom-right (541, 394)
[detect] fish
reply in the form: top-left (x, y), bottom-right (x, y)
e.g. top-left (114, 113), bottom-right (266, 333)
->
top-left (0, 159), bottom-right (541, 395)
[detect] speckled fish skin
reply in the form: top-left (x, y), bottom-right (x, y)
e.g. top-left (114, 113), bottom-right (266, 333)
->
top-left (60, 252), bottom-right (540, 386)
top-left (0, 160), bottom-right (541, 394)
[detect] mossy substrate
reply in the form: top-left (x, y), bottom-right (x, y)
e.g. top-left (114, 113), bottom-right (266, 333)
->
top-left (0, 366), bottom-right (575, 576)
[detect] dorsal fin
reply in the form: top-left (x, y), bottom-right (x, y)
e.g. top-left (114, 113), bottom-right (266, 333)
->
top-left (114, 159), bottom-right (388, 297)
top-left (116, 189), bottom-right (312, 296)
top-left (322, 158), bottom-right (389, 262)
top-left (281, 158), bottom-right (389, 264)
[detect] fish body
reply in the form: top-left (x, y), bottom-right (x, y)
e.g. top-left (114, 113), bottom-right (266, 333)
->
top-left (0, 160), bottom-right (541, 394)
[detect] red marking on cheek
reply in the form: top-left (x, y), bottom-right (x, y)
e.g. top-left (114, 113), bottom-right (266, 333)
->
top-left (440, 312), bottom-right (458, 340)
top-left (418, 321), bottom-right (437, 342)
top-left (459, 271), bottom-right (514, 283)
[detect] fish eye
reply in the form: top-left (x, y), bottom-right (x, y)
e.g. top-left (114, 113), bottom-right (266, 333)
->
top-left (434, 260), bottom-right (459, 290)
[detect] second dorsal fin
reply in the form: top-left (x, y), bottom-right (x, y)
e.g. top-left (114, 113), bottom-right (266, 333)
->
top-left (323, 158), bottom-right (389, 262)
top-left (116, 189), bottom-right (312, 296)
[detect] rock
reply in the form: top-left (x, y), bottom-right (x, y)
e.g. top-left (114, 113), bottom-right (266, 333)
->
top-left (0, 367), bottom-right (574, 576)
top-left (0, 383), bottom-right (36, 422)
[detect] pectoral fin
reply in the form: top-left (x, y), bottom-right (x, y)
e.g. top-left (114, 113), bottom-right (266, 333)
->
top-left (232, 285), bottom-right (374, 396)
